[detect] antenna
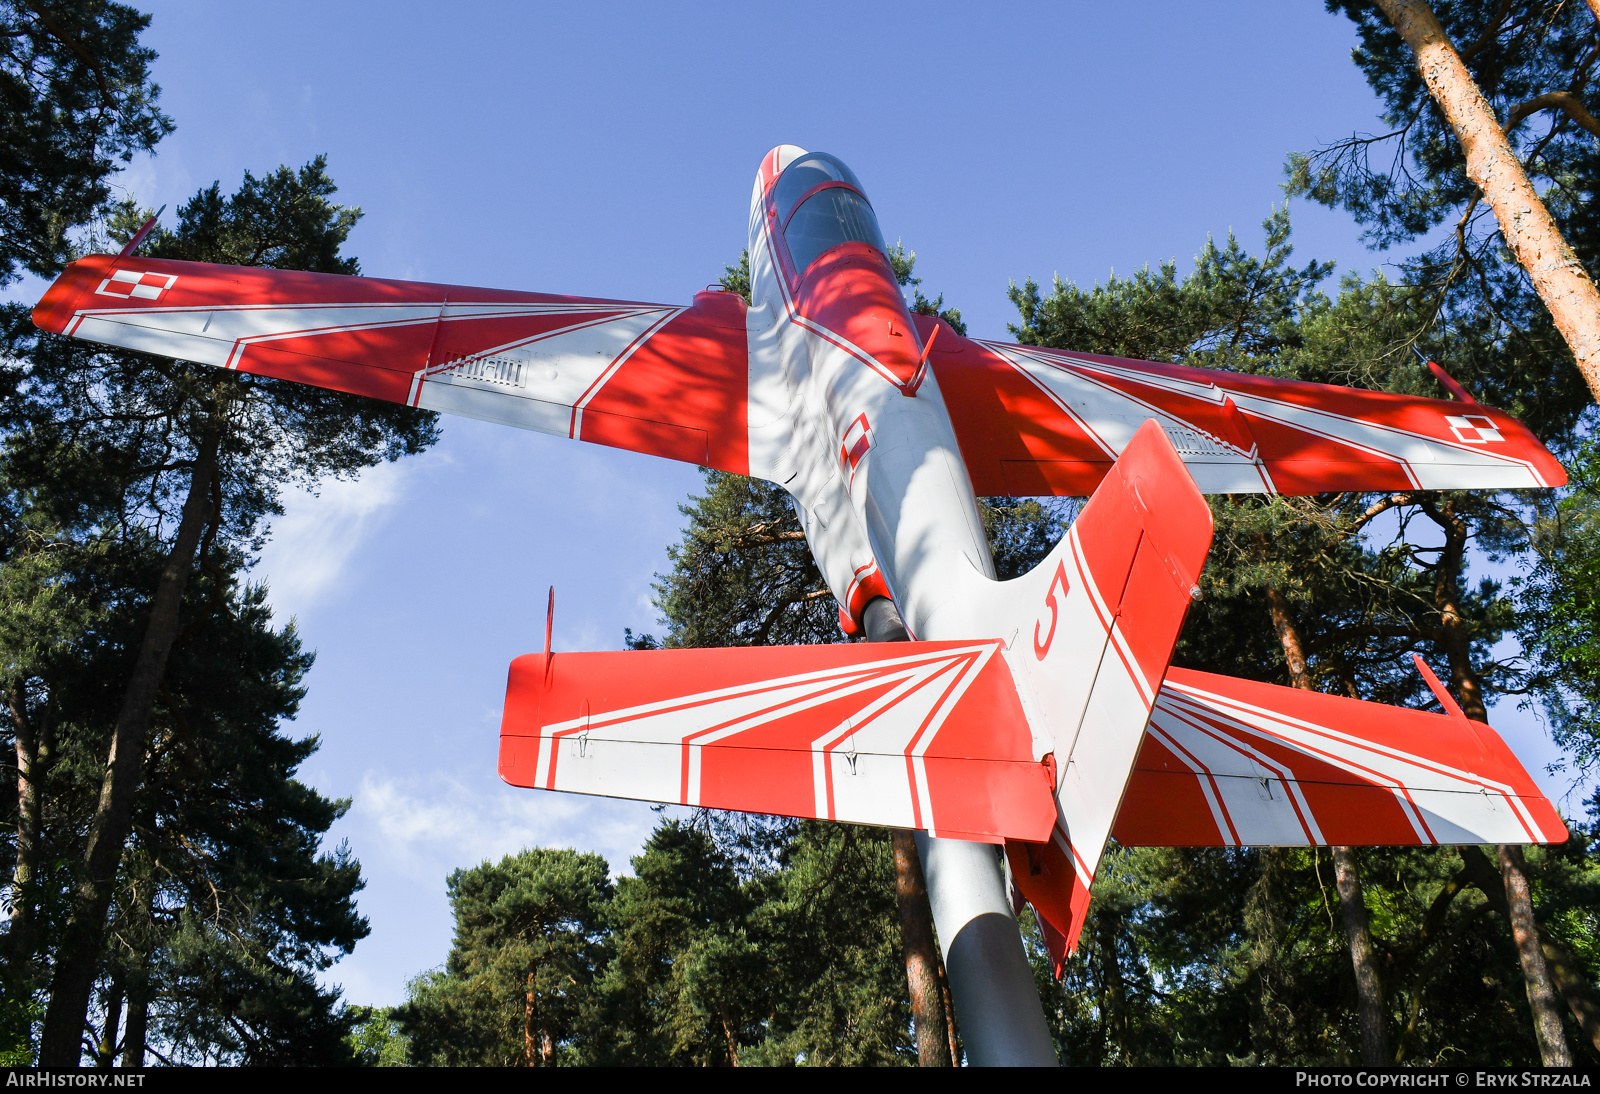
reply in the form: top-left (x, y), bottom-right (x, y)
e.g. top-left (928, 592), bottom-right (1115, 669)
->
top-left (1413, 345), bottom-right (1479, 405)
top-left (1412, 653), bottom-right (1467, 721)
top-left (543, 586), bottom-right (554, 680)
top-left (902, 321), bottom-right (940, 397)
top-left (117, 205), bottom-right (166, 258)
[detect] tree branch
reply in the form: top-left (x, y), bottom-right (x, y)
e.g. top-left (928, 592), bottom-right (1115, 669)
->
top-left (1503, 91), bottom-right (1600, 141)
top-left (21, 5), bottom-right (113, 114)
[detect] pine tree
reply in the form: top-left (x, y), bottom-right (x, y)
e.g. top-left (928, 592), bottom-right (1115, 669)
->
top-left (0, 0), bottom-right (172, 285)
top-left (3, 160), bottom-right (437, 1064)
top-left (1295, 0), bottom-right (1600, 432)
top-left (397, 848), bottom-right (611, 1066)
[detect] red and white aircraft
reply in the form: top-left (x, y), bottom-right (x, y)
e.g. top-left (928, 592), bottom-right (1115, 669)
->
top-left (34, 145), bottom-right (1568, 1054)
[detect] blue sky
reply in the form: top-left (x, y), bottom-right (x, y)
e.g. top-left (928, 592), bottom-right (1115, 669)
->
top-left (16, 1), bottom-right (1578, 1007)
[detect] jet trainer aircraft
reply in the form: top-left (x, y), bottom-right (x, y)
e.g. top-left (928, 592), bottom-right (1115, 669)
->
top-left (34, 145), bottom-right (1569, 1062)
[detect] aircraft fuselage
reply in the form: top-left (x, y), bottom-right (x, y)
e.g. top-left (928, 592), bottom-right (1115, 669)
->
top-left (744, 146), bottom-right (993, 643)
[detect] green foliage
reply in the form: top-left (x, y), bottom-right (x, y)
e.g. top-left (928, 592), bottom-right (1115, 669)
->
top-left (886, 241), bottom-right (967, 335)
top-left (0, 0), bottom-right (173, 284)
top-left (736, 823), bottom-right (912, 1065)
top-left (1, 159), bottom-right (428, 1063)
top-left (584, 820), bottom-right (750, 1064)
top-left (396, 816), bottom-right (916, 1067)
top-left (0, 989), bottom-right (41, 1065)
top-left (718, 250), bottom-right (751, 304)
top-left (1519, 438), bottom-right (1600, 773)
top-left (0, 534), bottom-right (372, 1062)
top-left (980, 497), bottom-right (1070, 580)
top-left (1010, 207), bottom-right (1332, 372)
top-left (654, 470), bottom-right (839, 648)
top-left (345, 1006), bottom-right (410, 1066)
top-left (1032, 840), bottom-right (1600, 1066)
top-left (396, 848), bottom-right (611, 1066)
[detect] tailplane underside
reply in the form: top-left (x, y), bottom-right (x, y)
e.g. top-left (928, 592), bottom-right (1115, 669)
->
top-left (497, 640), bottom-right (1059, 844)
top-left (1013, 666), bottom-right (1565, 976)
top-left (1113, 667), bottom-right (1567, 848)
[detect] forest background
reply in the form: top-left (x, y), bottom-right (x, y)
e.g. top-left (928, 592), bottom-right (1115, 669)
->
top-left (5, 0), bottom-right (1600, 1067)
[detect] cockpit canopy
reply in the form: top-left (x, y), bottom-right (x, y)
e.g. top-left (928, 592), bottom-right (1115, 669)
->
top-left (772, 152), bottom-right (887, 277)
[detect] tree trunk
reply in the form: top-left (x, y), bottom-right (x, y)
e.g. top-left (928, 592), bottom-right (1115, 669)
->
top-left (1499, 845), bottom-right (1573, 1066)
top-left (1330, 846), bottom-right (1390, 1065)
top-left (120, 992), bottom-right (146, 1069)
top-left (891, 829), bottom-right (953, 1066)
top-left (6, 686), bottom-right (52, 966)
top-left (1459, 846), bottom-right (1600, 1054)
top-left (37, 428), bottom-right (220, 1067)
top-left (1422, 500), bottom-right (1574, 1065)
top-left (937, 939), bottom-right (960, 1065)
top-left (1425, 499), bottom-right (1489, 725)
top-left (1266, 585), bottom-right (1390, 1064)
top-left (524, 966), bottom-right (537, 1066)
top-left (719, 1009), bottom-right (740, 1067)
top-left (1375, 0), bottom-right (1600, 405)
top-left (1540, 935), bottom-right (1600, 1056)
top-left (1096, 909), bottom-right (1133, 1063)
top-left (1264, 586), bottom-right (1312, 690)
top-left (95, 982), bottom-right (122, 1069)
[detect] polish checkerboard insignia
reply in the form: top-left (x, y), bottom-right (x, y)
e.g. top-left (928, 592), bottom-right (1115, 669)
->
top-left (839, 412), bottom-right (873, 486)
top-left (1445, 414), bottom-right (1504, 444)
top-left (94, 269), bottom-right (178, 302)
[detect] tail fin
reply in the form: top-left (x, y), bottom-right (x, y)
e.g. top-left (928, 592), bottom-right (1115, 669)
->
top-left (989, 420), bottom-right (1214, 973)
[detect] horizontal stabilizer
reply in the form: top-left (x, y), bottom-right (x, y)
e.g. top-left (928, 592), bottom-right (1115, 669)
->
top-left (498, 641), bottom-right (1058, 844)
top-left (1112, 668), bottom-right (1568, 847)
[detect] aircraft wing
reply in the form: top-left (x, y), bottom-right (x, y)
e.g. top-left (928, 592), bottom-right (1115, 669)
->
top-left (916, 316), bottom-right (1567, 496)
top-left (1112, 667), bottom-right (1568, 847)
top-left (31, 254), bottom-right (752, 472)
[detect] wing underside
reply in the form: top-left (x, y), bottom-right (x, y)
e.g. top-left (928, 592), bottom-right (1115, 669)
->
top-left (918, 316), bottom-right (1566, 496)
top-left (33, 254), bottom-right (753, 473)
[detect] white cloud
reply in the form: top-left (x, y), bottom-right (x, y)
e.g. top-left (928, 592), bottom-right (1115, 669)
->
top-left (350, 769), bottom-right (663, 880)
top-left (256, 460), bottom-right (410, 617)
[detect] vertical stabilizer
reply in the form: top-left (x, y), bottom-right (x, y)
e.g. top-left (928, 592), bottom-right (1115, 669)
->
top-left (992, 420), bottom-right (1214, 971)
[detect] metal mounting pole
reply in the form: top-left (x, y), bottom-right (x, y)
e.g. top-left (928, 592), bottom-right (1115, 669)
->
top-left (913, 834), bottom-right (1057, 1066)
top-left (862, 596), bottom-right (1058, 1067)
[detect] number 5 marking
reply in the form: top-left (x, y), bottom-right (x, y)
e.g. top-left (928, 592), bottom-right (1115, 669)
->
top-left (1033, 560), bottom-right (1071, 660)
